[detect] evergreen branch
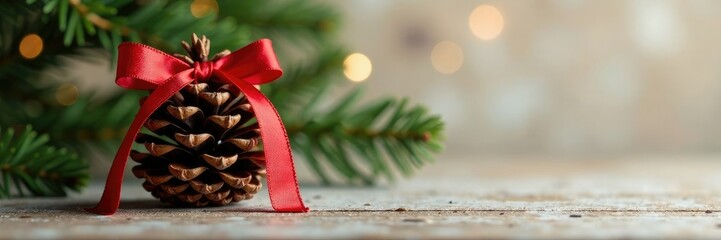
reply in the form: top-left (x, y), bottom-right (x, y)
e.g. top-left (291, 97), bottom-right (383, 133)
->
top-left (0, 90), bottom-right (141, 153)
top-left (217, 0), bottom-right (339, 43)
top-left (0, 125), bottom-right (89, 198)
top-left (67, 0), bottom-right (132, 36)
top-left (26, 0), bottom-right (252, 58)
top-left (0, 0), bottom-right (251, 154)
top-left (286, 88), bottom-right (445, 185)
top-left (1, 0), bottom-right (447, 189)
top-left (0, 1), bottom-right (81, 86)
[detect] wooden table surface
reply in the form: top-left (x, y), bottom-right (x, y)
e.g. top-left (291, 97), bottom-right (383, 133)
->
top-left (3, 155), bottom-right (721, 239)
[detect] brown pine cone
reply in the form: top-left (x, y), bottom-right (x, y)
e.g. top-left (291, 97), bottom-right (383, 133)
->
top-left (129, 34), bottom-right (265, 207)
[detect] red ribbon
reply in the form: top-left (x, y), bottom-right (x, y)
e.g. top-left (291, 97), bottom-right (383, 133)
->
top-left (87, 39), bottom-right (308, 215)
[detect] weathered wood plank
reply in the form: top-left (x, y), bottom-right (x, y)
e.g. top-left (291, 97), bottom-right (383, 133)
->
top-left (3, 156), bottom-right (721, 239)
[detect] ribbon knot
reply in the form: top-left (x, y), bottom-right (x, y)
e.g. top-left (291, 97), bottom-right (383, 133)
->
top-left (87, 39), bottom-right (308, 215)
top-left (193, 61), bottom-right (214, 82)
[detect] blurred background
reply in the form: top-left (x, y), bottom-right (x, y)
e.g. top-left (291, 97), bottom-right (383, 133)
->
top-left (64, 0), bottom-right (721, 156)
top-left (327, 0), bottom-right (721, 156)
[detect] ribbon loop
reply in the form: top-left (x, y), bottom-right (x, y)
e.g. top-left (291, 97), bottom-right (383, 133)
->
top-left (115, 43), bottom-right (190, 90)
top-left (87, 39), bottom-right (308, 215)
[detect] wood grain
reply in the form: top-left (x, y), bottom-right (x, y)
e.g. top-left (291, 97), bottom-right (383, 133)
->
top-left (2, 155), bottom-right (721, 239)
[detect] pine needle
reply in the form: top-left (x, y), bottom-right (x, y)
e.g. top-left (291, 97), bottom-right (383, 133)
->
top-left (0, 126), bottom-right (89, 198)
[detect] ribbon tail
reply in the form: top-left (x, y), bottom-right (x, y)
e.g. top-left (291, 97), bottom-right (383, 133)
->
top-left (217, 72), bottom-right (309, 212)
top-left (85, 114), bottom-right (146, 215)
top-left (87, 71), bottom-right (194, 215)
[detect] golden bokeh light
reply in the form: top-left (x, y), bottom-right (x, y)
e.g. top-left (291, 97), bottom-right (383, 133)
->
top-left (343, 53), bottom-right (372, 82)
top-left (190, 0), bottom-right (219, 18)
top-left (431, 41), bottom-right (464, 74)
top-left (56, 83), bottom-right (79, 106)
top-left (19, 34), bottom-right (43, 59)
top-left (469, 5), bottom-right (504, 40)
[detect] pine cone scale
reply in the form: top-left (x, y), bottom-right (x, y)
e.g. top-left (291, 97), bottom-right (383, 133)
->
top-left (202, 154), bottom-right (238, 170)
top-left (160, 182), bottom-right (190, 195)
top-left (169, 163), bottom-right (208, 180)
top-left (174, 133), bottom-right (214, 149)
top-left (189, 179), bottom-right (224, 194)
top-left (217, 171), bottom-right (251, 188)
top-left (144, 170), bottom-right (173, 185)
top-left (205, 188), bottom-right (231, 201)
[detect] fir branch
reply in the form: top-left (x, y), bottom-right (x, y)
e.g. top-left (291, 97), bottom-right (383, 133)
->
top-left (217, 0), bottom-right (339, 44)
top-left (1, 0), bottom-right (447, 188)
top-left (0, 1), bottom-right (80, 86)
top-left (0, 0), bottom-right (250, 153)
top-left (26, 0), bottom-right (252, 58)
top-left (286, 89), bottom-right (444, 185)
top-left (0, 90), bottom-right (141, 153)
top-left (0, 125), bottom-right (89, 198)
top-left (67, 0), bottom-right (132, 36)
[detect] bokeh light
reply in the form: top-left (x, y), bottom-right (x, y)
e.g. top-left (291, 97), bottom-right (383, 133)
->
top-left (56, 83), bottom-right (79, 106)
top-left (469, 5), bottom-right (504, 40)
top-left (190, 0), bottom-right (219, 18)
top-left (343, 53), bottom-right (372, 82)
top-left (19, 34), bottom-right (43, 59)
top-left (431, 41), bottom-right (463, 74)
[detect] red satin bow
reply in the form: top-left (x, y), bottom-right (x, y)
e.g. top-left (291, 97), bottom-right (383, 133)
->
top-left (87, 39), bottom-right (308, 215)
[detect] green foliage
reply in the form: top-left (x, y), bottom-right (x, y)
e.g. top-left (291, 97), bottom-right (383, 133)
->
top-left (0, 92), bottom-right (143, 153)
top-left (290, 95), bottom-right (444, 185)
top-left (1, 0), bottom-right (250, 152)
top-left (0, 0), bottom-right (446, 194)
top-left (0, 126), bottom-right (89, 198)
top-left (216, 0), bottom-right (339, 53)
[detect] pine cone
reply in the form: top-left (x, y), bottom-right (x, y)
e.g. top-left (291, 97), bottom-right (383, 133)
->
top-left (129, 34), bottom-right (265, 207)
